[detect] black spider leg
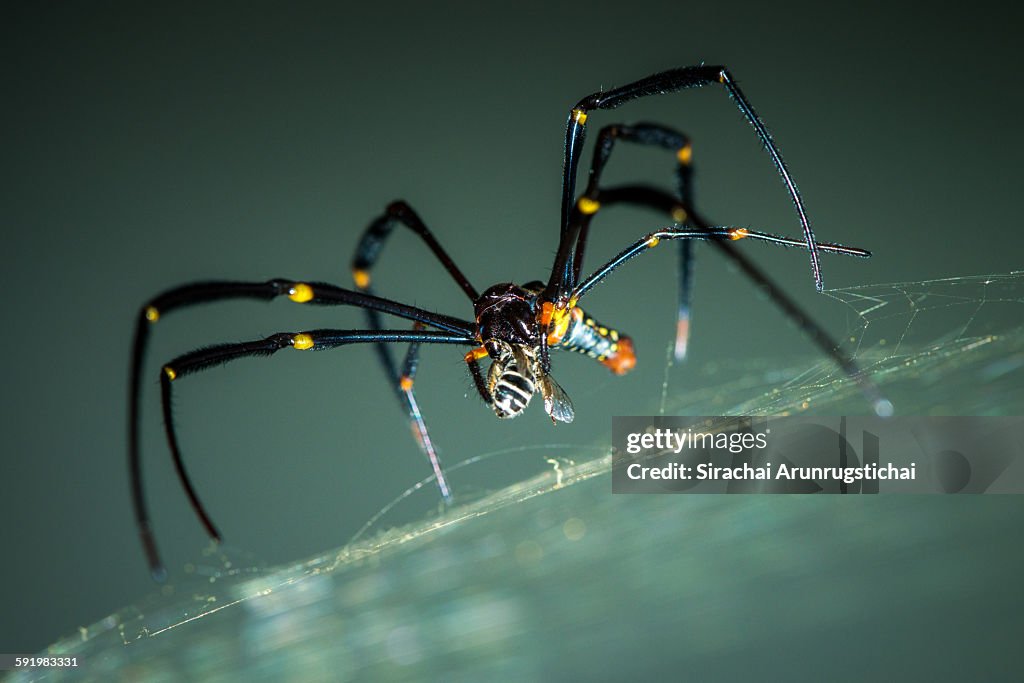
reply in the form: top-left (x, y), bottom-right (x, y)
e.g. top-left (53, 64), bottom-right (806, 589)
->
top-left (159, 329), bottom-right (474, 559)
top-left (573, 186), bottom-right (891, 415)
top-left (574, 122), bottom-right (697, 360)
top-left (547, 65), bottom-right (822, 306)
top-left (352, 200), bottom-right (479, 301)
top-left (395, 323), bottom-right (454, 500)
top-left (464, 351), bottom-right (492, 405)
top-left (130, 279), bottom-right (474, 580)
top-left (350, 201), bottom-right (483, 503)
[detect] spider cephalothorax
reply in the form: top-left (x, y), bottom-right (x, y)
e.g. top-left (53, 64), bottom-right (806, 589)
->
top-left (474, 283), bottom-right (543, 355)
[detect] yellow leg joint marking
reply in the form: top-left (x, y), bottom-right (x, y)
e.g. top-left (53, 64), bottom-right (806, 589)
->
top-left (671, 206), bottom-right (687, 223)
top-left (464, 346), bottom-right (489, 363)
top-left (144, 306), bottom-right (160, 323)
top-left (577, 196), bottom-right (600, 215)
top-left (647, 236), bottom-right (661, 248)
top-left (572, 108), bottom-right (588, 125)
top-left (292, 333), bottom-right (315, 350)
top-left (352, 269), bottom-right (371, 289)
top-left (399, 375), bottom-right (414, 392)
top-left (546, 306), bottom-right (573, 345)
top-left (676, 143), bottom-right (692, 165)
top-left (288, 283), bottom-right (314, 303)
top-left (718, 70), bottom-right (727, 83)
top-left (163, 366), bottom-right (177, 381)
top-left (729, 228), bottom-right (750, 241)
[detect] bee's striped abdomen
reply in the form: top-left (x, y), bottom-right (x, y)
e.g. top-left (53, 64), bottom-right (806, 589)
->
top-left (488, 350), bottom-right (536, 418)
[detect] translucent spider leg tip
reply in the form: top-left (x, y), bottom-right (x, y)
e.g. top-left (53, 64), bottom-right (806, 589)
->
top-left (435, 478), bottom-right (454, 507)
top-left (140, 527), bottom-right (168, 582)
top-left (431, 472), bottom-right (453, 505)
top-left (673, 316), bottom-right (691, 361)
top-left (873, 398), bottom-right (895, 418)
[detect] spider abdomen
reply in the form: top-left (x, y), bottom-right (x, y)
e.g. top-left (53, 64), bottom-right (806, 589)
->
top-left (557, 308), bottom-right (636, 375)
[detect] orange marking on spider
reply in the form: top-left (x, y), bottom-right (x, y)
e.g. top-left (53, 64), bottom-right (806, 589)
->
top-left (599, 336), bottom-right (636, 375)
top-left (352, 269), bottom-right (371, 289)
top-left (676, 144), bottom-right (692, 165)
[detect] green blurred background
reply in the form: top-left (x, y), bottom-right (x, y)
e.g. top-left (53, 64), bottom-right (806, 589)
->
top-left (2, 0), bottom-right (1022, 658)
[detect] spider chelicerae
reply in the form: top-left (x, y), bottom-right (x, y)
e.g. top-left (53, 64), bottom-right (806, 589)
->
top-left (129, 65), bottom-right (887, 579)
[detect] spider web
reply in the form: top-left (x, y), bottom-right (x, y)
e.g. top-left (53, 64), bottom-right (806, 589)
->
top-left (664, 271), bottom-right (1024, 417)
top-left (13, 272), bottom-right (1024, 682)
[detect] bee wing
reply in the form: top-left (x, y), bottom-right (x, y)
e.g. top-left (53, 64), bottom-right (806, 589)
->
top-left (509, 344), bottom-right (532, 374)
top-left (540, 374), bottom-right (575, 424)
top-left (486, 355), bottom-right (502, 393)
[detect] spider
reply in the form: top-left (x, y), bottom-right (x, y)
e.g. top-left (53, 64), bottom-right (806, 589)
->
top-left (129, 65), bottom-right (887, 579)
